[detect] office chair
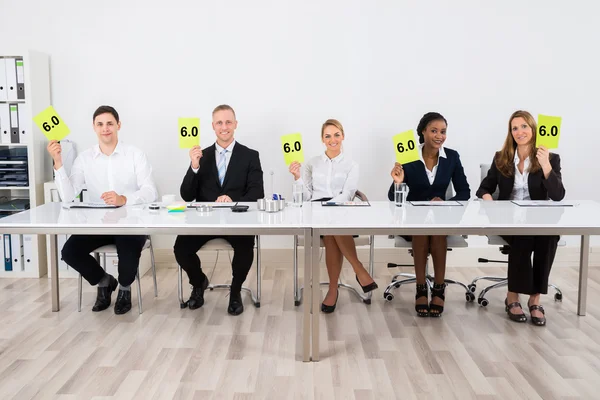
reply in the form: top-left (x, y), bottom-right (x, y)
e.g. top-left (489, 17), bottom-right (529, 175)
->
top-left (293, 190), bottom-right (375, 306)
top-left (78, 237), bottom-right (157, 314)
top-left (470, 163), bottom-right (563, 307)
top-left (177, 236), bottom-right (262, 308)
top-left (383, 184), bottom-right (475, 303)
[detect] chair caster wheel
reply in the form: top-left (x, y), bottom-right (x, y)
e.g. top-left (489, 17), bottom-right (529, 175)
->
top-left (294, 300), bottom-right (301, 306)
top-left (555, 293), bottom-right (562, 302)
top-left (363, 298), bottom-right (372, 305)
top-left (209, 287), bottom-right (215, 291)
top-left (477, 298), bottom-right (489, 307)
top-left (468, 284), bottom-right (476, 293)
top-left (466, 292), bottom-right (475, 302)
top-left (384, 293), bottom-right (394, 302)
top-left (255, 302), bottom-right (261, 308)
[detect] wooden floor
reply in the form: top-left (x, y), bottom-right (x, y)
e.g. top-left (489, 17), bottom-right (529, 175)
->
top-left (1, 260), bottom-right (600, 399)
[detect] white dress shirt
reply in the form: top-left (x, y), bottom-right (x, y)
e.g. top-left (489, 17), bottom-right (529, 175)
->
top-left (191, 140), bottom-right (236, 174)
top-left (418, 143), bottom-right (447, 185)
top-left (297, 152), bottom-right (358, 202)
top-left (54, 141), bottom-right (158, 204)
top-left (510, 152), bottom-right (531, 201)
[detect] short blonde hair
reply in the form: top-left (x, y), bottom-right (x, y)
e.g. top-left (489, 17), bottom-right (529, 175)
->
top-left (212, 104), bottom-right (236, 119)
top-left (321, 119), bottom-right (344, 138)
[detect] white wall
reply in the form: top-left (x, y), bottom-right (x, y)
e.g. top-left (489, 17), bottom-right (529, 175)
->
top-left (2, 0), bottom-right (599, 249)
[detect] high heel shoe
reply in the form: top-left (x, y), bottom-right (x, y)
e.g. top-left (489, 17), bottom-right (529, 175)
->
top-left (505, 298), bottom-right (527, 323)
top-left (415, 283), bottom-right (429, 317)
top-left (429, 283), bottom-right (446, 317)
top-left (321, 290), bottom-right (339, 313)
top-left (528, 300), bottom-right (546, 326)
top-left (356, 274), bottom-right (378, 293)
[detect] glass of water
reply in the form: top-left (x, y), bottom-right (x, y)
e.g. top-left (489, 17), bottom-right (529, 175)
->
top-left (292, 182), bottom-right (303, 207)
top-left (394, 182), bottom-right (408, 207)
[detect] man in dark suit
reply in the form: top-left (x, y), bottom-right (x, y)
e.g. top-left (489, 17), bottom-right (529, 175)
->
top-left (174, 104), bottom-right (264, 315)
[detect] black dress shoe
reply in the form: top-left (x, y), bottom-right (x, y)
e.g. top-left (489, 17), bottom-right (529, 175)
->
top-left (356, 274), bottom-right (378, 293)
top-left (228, 291), bottom-right (244, 316)
top-left (114, 289), bottom-right (132, 315)
top-left (188, 276), bottom-right (210, 310)
top-left (321, 290), bottom-right (339, 313)
top-left (92, 275), bottom-right (118, 312)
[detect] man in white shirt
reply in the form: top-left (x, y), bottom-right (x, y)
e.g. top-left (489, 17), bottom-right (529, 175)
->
top-left (47, 105), bottom-right (157, 315)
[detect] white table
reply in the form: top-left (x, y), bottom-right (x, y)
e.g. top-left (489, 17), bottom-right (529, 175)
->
top-left (309, 200), bottom-right (600, 361)
top-left (0, 202), bottom-right (315, 362)
top-left (3, 200), bottom-right (600, 363)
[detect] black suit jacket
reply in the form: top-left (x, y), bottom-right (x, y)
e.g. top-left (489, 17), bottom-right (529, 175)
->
top-left (180, 142), bottom-right (264, 202)
top-left (387, 147), bottom-right (471, 201)
top-left (476, 152), bottom-right (565, 201)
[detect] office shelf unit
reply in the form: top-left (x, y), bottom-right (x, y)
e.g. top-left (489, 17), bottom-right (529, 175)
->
top-left (0, 51), bottom-right (52, 277)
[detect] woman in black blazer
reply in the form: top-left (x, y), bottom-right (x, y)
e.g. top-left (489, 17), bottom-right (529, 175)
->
top-left (387, 112), bottom-right (471, 317)
top-left (477, 110), bottom-right (565, 326)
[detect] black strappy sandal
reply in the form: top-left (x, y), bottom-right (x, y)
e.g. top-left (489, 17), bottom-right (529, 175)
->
top-left (528, 301), bottom-right (546, 326)
top-left (505, 298), bottom-right (527, 323)
top-left (429, 283), bottom-right (446, 317)
top-left (415, 283), bottom-right (429, 317)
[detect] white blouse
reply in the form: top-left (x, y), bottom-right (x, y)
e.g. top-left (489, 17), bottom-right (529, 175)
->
top-left (418, 143), bottom-right (447, 184)
top-left (510, 152), bottom-right (531, 201)
top-left (296, 152), bottom-right (359, 202)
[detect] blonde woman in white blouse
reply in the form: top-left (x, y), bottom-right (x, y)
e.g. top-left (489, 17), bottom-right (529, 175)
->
top-left (289, 119), bottom-right (377, 313)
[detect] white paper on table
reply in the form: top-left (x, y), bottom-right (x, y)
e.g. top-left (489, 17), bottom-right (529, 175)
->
top-left (321, 201), bottom-right (371, 207)
top-left (511, 200), bottom-right (578, 207)
top-left (61, 202), bottom-right (119, 209)
top-left (188, 202), bottom-right (238, 208)
top-left (409, 200), bottom-right (463, 206)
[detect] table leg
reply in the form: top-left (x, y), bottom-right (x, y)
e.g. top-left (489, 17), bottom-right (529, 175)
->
top-left (48, 234), bottom-right (60, 311)
top-left (311, 228), bottom-right (321, 361)
top-left (302, 227), bottom-right (312, 362)
top-left (577, 235), bottom-right (590, 316)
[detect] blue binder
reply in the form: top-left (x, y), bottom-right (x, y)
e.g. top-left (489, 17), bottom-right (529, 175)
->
top-left (4, 234), bottom-right (12, 271)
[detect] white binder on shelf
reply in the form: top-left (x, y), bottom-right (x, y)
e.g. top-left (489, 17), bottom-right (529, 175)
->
top-left (22, 234), bottom-right (34, 271)
top-left (0, 234), bottom-right (4, 270)
top-left (0, 59), bottom-right (7, 101)
top-left (11, 234), bottom-right (23, 271)
top-left (5, 58), bottom-right (17, 101)
top-left (0, 104), bottom-right (10, 144)
top-left (9, 104), bottom-right (19, 143)
top-left (15, 58), bottom-right (25, 100)
top-left (17, 103), bottom-right (28, 143)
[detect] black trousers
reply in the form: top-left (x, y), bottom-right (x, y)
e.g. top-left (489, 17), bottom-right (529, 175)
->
top-left (61, 235), bottom-right (147, 287)
top-left (173, 235), bottom-right (255, 292)
top-left (502, 235), bottom-right (559, 295)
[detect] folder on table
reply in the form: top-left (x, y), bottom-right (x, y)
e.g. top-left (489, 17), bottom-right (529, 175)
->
top-left (17, 104), bottom-right (28, 143)
top-left (15, 58), bottom-right (25, 100)
top-left (11, 234), bottom-right (23, 271)
top-left (9, 104), bottom-right (19, 143)
top-left (0, 60), bottom-right (7, 101)
top-left (0, 104), bottom-right (10, 144)
top-left (22, 234), bottom-right (33, 271)
top-left (5, 58), bottom-right (17, 101)
top-left (4, 234), bottom-right (12, 271)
